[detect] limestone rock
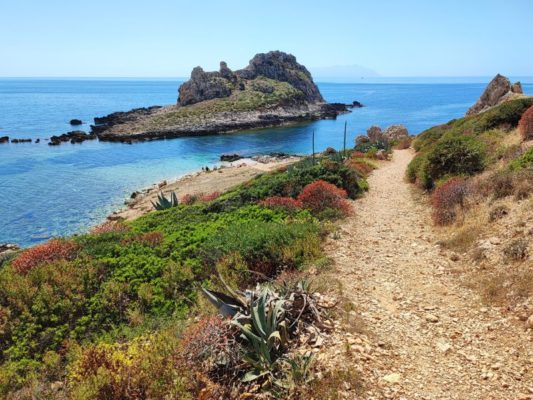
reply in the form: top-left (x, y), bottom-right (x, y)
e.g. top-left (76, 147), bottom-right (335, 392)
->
top-left (237, 51), bottom-right (324, 103)
top-left (466, 74), bottom-right (523, 116)
top-left (178, 65), bottom-right (233, 106)
top-left (384, 124), bottom-right (409, 140)
top-left (177, 51), bottom-right (324, 106)
top-left (367, 126), bottom-right (384, 142)
top-left (511, 81), bottom-right (523, 94)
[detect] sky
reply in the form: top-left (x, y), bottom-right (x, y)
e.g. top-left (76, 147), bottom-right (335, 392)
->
top-left (1, 0), bottom-right (532, 78)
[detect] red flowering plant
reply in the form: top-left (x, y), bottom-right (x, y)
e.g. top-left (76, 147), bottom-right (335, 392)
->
top-left (297, 180), bottom-right (351, 218)
top-left (11, 238), bottom-right (78, 274)
top-left (431, 177), bottom-right (472, 225)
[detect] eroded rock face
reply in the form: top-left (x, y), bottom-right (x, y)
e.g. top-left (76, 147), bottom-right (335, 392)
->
top-left (237, 51), bottom-right (324, 102)
top-left (511, 81), bottom-right (523, 94)
top-left (177, 51), bottom-right (324, 106)
top-left (466, 74), bottom-right (522, 116)
top-left (178, 64), bottom-right (233, 106)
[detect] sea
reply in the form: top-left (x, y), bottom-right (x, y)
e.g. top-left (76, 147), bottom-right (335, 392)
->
top-left (1, 77), bottom-right (532, 247)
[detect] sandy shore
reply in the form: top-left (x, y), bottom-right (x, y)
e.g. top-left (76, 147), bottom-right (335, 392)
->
top-left (108, 155), bottom-right (301, 221)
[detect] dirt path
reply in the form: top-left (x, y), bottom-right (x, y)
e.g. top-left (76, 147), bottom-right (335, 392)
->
top-left (323, 149), bottom-right (532, 399)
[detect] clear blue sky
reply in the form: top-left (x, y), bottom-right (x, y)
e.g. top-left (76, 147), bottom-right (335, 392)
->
top-left (1, 0), bottom-right (532, 78)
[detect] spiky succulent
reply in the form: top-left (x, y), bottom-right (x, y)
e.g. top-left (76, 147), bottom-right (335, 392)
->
top-left (151, 191), bottom-right (179, 210)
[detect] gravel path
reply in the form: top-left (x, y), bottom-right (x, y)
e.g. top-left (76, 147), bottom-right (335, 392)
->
top-left (323, 149), bottom-right (532, 399)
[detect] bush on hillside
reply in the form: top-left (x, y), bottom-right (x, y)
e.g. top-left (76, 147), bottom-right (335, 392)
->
top-left (259, 196), bottom-right (303, 212)
top-left (297, 180), bottom-right (351, 218)
top-left (518, 105), bottom-right (533, 140)
top-left (11, 239), bottom-right (78, 274)
top-left (509, 147), bottom-right (533, 171)
top-left (177, 316), bottom-right (240, 381)
top-left (425, 136), bottom-right (486, 187)
top-left (431, 177), bottom-right (472, 225)
top-left (67, 334), bottom-right (182, 400)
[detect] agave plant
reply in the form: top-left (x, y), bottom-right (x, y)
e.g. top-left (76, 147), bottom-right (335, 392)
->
top-left (233, 290), bottom-right (288, 381)
top-left (151, 191), bottom-right (179, 210)
top-left (201, 286), bottom-right (289, 382)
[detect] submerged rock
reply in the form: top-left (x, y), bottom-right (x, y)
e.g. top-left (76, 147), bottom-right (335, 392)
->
top-left (49, 130), bottom-right (96, 146)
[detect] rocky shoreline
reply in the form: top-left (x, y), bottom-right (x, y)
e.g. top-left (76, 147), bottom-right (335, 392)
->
top-left (91, 102), bottom-right (351, 143)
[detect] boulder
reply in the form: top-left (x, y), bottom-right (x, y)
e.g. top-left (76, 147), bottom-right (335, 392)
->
top-left (0, 243), bottom-right (19, 253)
top-left (351, 100), bottom-right (364, 108)
top-left (0, 136), bottom-right (9, 143)
top-left (511, 81), bottom-right (523, 94)
top-left (355, 135), bottom-right (370, 146)
top-left (11, 138), bottom-right (32, 143)
top-left (466, 74), bottom-right (523, 116)
top-left (367, 125), bottom-right (384, 142)
top-left (375, 149), bottom-right (387, 160)
top-left (384, 124), bottom-right (409, 140)
top-left (70, 119), bottom-right (83, 125)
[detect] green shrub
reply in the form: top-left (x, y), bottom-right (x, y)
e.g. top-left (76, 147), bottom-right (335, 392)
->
top-left (424, 136), bottom-right (485, 187)
top-left (509, 147), bottom-right (533, 171)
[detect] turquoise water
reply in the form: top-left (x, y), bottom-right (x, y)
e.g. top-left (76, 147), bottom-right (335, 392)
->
top-left (1, 78), bottom-right (532, 246)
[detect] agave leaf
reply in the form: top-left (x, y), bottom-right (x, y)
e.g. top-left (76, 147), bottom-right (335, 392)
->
top-left (201, 287), bottom-right (244, 317)
top-left (242, 370), bottom-right (268, 382)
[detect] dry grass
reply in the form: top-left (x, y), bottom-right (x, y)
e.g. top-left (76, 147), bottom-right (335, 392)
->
top-left (437, 222), bottom-right (483, 254)
top-left (302, 368), bottom-right (366, 399)
top-left (472, 266), bottom-right (533, 306)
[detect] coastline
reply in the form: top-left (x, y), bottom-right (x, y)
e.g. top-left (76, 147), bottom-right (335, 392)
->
top-left (106, 154), bottom-right (301, 222)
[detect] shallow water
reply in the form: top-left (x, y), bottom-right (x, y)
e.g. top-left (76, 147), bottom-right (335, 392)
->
top-left (1, 78), bottom-right (532, 246)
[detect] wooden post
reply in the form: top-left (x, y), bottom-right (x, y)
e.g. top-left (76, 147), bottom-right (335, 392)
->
top-left (343, 121), bottom-right (347, 158)
top-left (312, 129), bottom-right (315, 165)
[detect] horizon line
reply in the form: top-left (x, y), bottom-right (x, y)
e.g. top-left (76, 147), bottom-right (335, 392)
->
top-left (2, 75), bottom-right (533, 79)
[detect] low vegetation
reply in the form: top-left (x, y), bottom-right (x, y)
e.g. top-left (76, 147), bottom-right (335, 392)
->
top-left (0, 151), bottom-right (369, 398)
top-left (408, 97), bottom-right (533, 313)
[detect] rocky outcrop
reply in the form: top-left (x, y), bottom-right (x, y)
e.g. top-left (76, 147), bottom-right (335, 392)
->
top-left (466, 74), bottom-right (524, 116)
top-left (49, 131), bottom-right (96, 146)
top-left (178, 64), bottom-right (233, 106)
top-left (92, 51), bottom-right (349, 142)
top-left (0, 136), bottom-right (9, 144)
top-left (178, 51), bottom-right (324, 106)
top-left (235, 51), bottom-right (324, 103)
top-left (384, 124), bottom-right (409, 140)
top-left (70, 119), bottom-right (83, 125)
top-left (91, 106), bottom-right (162, 135)
top-left (511, 82), bottom-right (523, 94)
top-left (356, 124), bottom-right (409, 146)
top-left (367, 126), bottom-right (384, 142)
top-left (11, 138), bottom-right (32, 143)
